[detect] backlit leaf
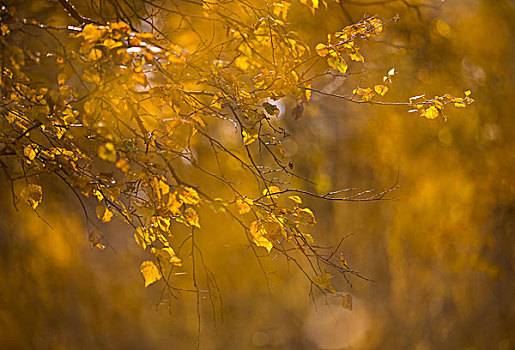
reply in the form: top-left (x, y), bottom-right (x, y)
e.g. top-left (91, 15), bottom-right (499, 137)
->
top-left (236, 197), bottom-right (253, 214)
top-left (242, 130), bottom-right (258, 145)
top-left (98, 143), bottom-right (117, 162)
top-left (140, 260), bottom-right (162, 287)
top-left (96, 205), bottom-right (114, 223)
top-left (263, 185), bottom-right (281, 199)
top-left (315, 43), bottom-right (329, 57)
top-left (89, 230), bottom-right (106, 251)
top-left (184, 207), bottom-right (200, 228)
top-left (23, 144), bottom-right (36, 161)
top-left (327, 56), bottom-right (348, 74)
top-left (374, 84), bottom-right (389, 96)
top-left (313, 272), bottom-right (336, 293)
top-left (289, 195), bottom-right (302, 204)
top-left (250, 221), bottom-right (273, 253)
top-left (339, 293), bottom-right (353, 310)
top-left (422, 106), bottom-right (439, 119)
top-left (20, 183), bottom-right (42, 210)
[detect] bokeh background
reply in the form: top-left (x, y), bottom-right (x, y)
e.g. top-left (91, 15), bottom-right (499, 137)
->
top-left (1, 0), bottom-right (514, 348)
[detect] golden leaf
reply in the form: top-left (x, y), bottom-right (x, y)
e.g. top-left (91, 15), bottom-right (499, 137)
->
top-left (152, 247), bottom-right (182, 266)
top-left (140, 261), bottom-right (162, 287)
top-left (152, 215), bottom-right (171, 232)
top-left (166, 193), bottom-right (183, 215)
top-left (149, 176), bottom-right (170, 200)
top-left (82, 69), bottom-right (101, 84)
top-left (178, 187), bottom-right (200, 205)
top-left (327, 56), bottom-right (348, 74)
top-left (88, 230), bottom-right (105, 251)
top-left (92, 188), bottom-right (104, 202)
top-left (423, 106), bottom-right (439, 119)
top-left (20, 183), bottom-right (42, 210)
top-left (184, 207), bottom-right (200, 228)
top-left (250, 221), bottom-right (273, 253)
top-left (315, 43), bottom-right (329, 57)
top-left (289, 195), bottom-right (302, 204)
top-left (98, 142), bottom-right (117, 162)
top-left (102, 38), bottom-right (123, 49)
top-left (134, 228), bottom-right (148, 250)
top-left (235, 56), bottom-right (250, 71)
top-left (374, 84), bottom-right (389, 96)
top-left (88, 48), bottom-right (103, 61)
top-left (305, 83), bottom-right (312, 102)
top-left (96, 205), bottom-right (114, 223)
top-left (0, 24), bottom-right (10, 36)
top-left (23, 144), bottom-right (36, 161)
top-left (242, 130), bottom-right (258, 146)
top-left (348, 50), bottom-right (364, 63)
top-left (263, 185), bottom-right (281, 199)
top-left (115, 158), bottom-right (130, 172)
top-left (313, 273), bottom-right (336, 293)
top-left (132, 71), bottom-right (148, 87)
top-left (339, 293), bottom-right (353, 310)
top-left (353, 87), bottom-right (374, 102)
top-left (79, 24), bottom-right (106, 42)
top-left (296, 207), bottom-right (316, 225)
top-left (236, 198), bottom-right (253, 214)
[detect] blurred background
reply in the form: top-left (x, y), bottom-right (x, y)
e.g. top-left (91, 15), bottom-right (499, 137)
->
top-left (1, 0), bottom-right (514, 348)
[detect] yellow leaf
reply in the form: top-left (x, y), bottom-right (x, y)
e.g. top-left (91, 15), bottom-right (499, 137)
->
top-left (178, 187), bottom-right (200, 205)
top-left (166, 193), bottom-right (183, 215)
top-left (82, 69), bottom-right (101, 84)
top-left (296, 207), bottom-right (316, 225)
top-left (339, 293), bottom-right (353, 310)
top-left (423, 106), bottom-right (439, 119)
top-left (327, 56), bottom-right (348, 74)
top-left (79, 24), bottom-right (106, 42)
top-left (236, 197), bottom-right (253, 214)
top-left (115, 158), bottom-right (130, 172)
top-left (313, 272), bottom-right (336, 293)
top-left (152, 247), bottom-right (182, 266)
top-left (305, 83), bottom-right (312, 102)
top-left (0, 24), bottom-right (10, 36)
top-left (353, 87), bottom-right (374, 102)
top-left (289, 195), bottom-right (302, 204)
top-left (315, 43), bottom-right (329, 57)
top-left (464, 89), bottom-right (472, 97)
top-left (374, 84), bottom-right (389, 96)
top-left (102, 38), bottom-right (122, 49)
top-left (134, 228), bottom-right (148, 250)
top-left (20, 184), bottom-right (42, 210)
top-left (92, 188), bottom-right (104, 202)
top-left (453, 98), bottom-right (466, 108)
top-left (348, 50), bottom-right (364, 63)
top-left (263, 185), bottom-right (281, 199)
top-left (132, 71), bottom-right (148, 87)
top-left (152, 215), bottom-right (171, 232)
top-left (242, 130), bottom-right (258, 145)
top-left (149, 176), bottom-right (170, 200)
top-left (250, 221), bottom-right (273, 253)
top-left (235, 56), bottom-right (250, 70)
top-left (98, 142), bottom-right (117, 162)
top-left (184, 207), bottom-right (200, 228)
top-left (89, 230), bottom-right (105, 251)
top-left (88, 48), bottom-right (103, 61)
top-left (140, 260), bottom-right (162, 287)
top-left (23, 144), bottom-right (37, 161)
top-left (96, 205), bottom-right (114, 223)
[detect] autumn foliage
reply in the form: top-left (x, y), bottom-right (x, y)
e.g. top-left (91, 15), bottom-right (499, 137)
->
top-left (0, 0), bottom-right (483, 336)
